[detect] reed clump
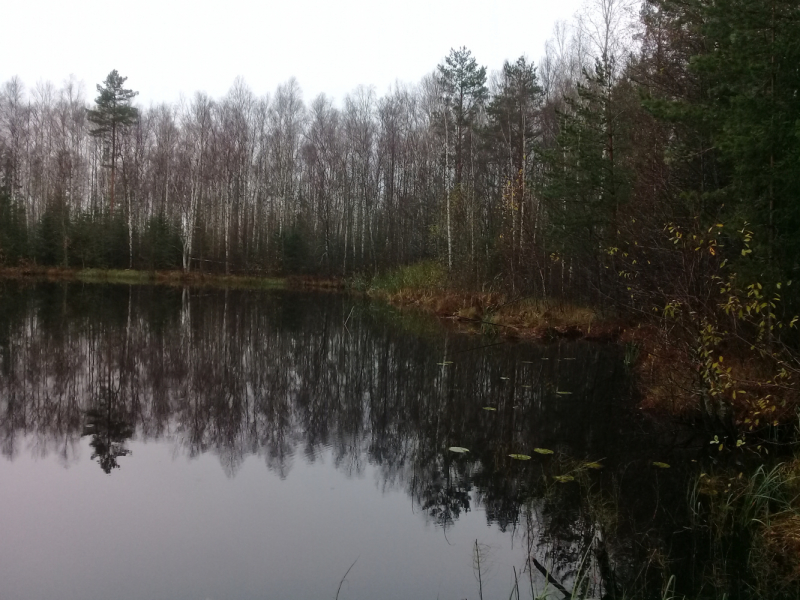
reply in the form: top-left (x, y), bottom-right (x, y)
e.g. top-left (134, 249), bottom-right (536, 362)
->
top-left (691, 458), bottom-right (800, 594)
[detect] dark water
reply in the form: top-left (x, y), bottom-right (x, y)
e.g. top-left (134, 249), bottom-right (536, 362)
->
top-left (0, 283), bottom-right (698, 600)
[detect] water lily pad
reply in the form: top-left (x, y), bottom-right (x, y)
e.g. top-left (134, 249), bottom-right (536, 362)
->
top-left (652, 461), bottom-right (671, 469)
top-left (509, 454), bottom-right (532, 460)
top-left (584, 462), bottom-right (604, 470)
top-left (533, 448), bottom-right (554, 455)
top-left (553, 475), bottom-right (575, 483)
top-left (482, 406), bottom-right (497, 411)
top-left (448, 446), bottom-right (469, 453)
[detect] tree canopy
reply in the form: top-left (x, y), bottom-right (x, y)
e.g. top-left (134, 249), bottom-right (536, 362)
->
top-left (87, 70), bottom-right (139, 213)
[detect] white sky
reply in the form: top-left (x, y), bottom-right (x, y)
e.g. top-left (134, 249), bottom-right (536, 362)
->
top-left (3, 0), bottom-right (587, 106)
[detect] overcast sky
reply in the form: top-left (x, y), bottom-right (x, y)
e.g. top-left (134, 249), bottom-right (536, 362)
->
top-left (3, 0), bottom-right (587, 106)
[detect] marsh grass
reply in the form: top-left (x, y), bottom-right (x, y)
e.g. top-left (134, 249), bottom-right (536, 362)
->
top-left (370, 260), bottom-right (447, 294)
top-left (77, 268), bottom-right (156, 284)
top-left (690, 458), bottom-right (800, 596)
top-left (366, 262), bottom-right (604, 338)
top-left (482, 298), bottom-right (598, 332)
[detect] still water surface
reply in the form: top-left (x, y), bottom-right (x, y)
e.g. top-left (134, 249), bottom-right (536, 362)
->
top-left (0, 283), bottom-right (670, 599)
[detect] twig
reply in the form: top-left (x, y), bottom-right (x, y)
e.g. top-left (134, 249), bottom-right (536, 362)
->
top-left (474, 539), bottom-right (484, 600)
top-left (344, 305), bottom-right (354, 328)
top-left (508, 565), bottom-right (520, 600)
top-left (530, 557), bottom-right (571, 598)
top-left (335, 557), bottom-right (358, 600)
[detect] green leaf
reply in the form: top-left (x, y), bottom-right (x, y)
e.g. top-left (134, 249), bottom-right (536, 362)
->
top-left (509, 454), bottom-right (532, 460)
top-left (534, 448), bottom-right (554, 455)
top-left (448, 446), bottom-right (469, 453)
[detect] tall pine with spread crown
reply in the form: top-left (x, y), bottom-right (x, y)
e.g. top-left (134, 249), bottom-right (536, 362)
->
top-left (87, 70), bottom-right (139, 214)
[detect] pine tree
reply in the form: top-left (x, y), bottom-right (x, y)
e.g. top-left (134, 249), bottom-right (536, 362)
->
top-left (695, 0), bottom-right (800, 283)
top-left (437, 47), bottom-right (488, 271)
top-left (87, 70), bottom-right (139, 214)
top-left (544, 61), bottom-right (630, 257)
top-left (485, 57), bottom-right (543, 288)
top-left (541, 60), bottom-right (636, 301)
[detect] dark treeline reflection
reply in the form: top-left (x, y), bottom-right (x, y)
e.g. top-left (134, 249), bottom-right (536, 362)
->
top-left (0, 282), bottom-right (699, 597)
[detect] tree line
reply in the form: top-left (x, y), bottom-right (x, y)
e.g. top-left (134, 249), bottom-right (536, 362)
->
top-left (1, 0), bottom-right (798, 310)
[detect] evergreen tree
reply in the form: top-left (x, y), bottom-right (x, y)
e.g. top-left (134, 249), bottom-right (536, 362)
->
top-left (485, 57), bottom-right (543, 288)
top-left (696, 0), bottom-right (800, 283)
top-left (438, 47), bottom-right (488, 187)
top-left (541, 60), bottom-right (634, 300)
top-left (87, 70), bottom-right (139, 214)
top-left (0, 185), bottom-right (27, 264)
top-left (437, 47), bottom-right (488, 271)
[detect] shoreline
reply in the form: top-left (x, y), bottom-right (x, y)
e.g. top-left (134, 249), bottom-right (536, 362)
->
top-left (3, 266), bottom-right (797, 432)
top-left (0, 266), bottom-right (345, 291)
top-left (367, 286), bottom-right (628, 343)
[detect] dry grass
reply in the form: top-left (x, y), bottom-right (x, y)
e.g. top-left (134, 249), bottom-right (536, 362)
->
top-left (371, 282), bottom-right (609, 340)
top-left (368, 263), bottom-right (605, 338)
top-left (762, 513), bottom-right (800, 582)
top-left (486, 299), bottom-right (598, 331)
top-left (750, 460), bottom-right (800, 586)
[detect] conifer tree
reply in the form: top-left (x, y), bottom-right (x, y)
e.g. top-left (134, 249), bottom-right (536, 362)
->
top-left (87, 70), bottom-right (138, 214)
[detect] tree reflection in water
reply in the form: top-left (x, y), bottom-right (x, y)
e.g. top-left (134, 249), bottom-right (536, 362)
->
top-left (0, 282), bottom-right (710, 597)
top-left (82, 387), bottom-right (134, 474)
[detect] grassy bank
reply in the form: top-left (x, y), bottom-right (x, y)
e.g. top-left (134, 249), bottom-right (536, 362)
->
top-left (0, 265), bottom-right (347, 291)
top-left (362, 261), bottom-right (622, 341)
top-left (364, 262), bottom-right (800, 441)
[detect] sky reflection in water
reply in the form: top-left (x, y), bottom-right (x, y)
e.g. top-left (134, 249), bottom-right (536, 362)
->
top-left (0, 283), bottom-right (637, 600)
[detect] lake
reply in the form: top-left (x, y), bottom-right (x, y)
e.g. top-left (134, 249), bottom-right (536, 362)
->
top-left (0, 282), bottom-right (699, 600)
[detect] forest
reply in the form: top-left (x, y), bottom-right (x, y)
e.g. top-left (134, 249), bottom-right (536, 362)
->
top-left (2, 0), bottom-right (799, 334)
